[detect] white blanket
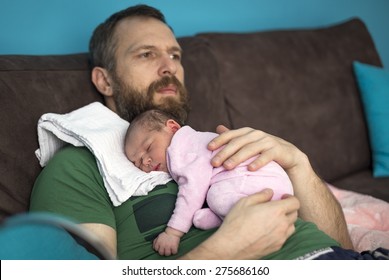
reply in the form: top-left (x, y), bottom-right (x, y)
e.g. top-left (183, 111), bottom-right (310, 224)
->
top-left (35, 102), bottom-right (172, 206)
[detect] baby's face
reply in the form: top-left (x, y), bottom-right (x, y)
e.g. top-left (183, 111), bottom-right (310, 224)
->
top-left (125, 125), bottom-right (173, 173)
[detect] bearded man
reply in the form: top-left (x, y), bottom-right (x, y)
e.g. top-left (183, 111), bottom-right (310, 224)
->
top-left (30, 4), bottom-right (352, 259)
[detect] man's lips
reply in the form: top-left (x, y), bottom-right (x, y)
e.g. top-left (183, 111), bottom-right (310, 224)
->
top-left (157, 84), bottom-right (177, 95)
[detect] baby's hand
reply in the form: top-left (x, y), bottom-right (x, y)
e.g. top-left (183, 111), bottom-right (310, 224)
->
top-left (153, 230), bottom-right (181, 256)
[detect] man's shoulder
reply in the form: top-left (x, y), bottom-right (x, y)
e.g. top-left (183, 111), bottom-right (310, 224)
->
top-left (55, 145), bottom-right (93, 157)
top-left (36, 145), bottom-right (102, 187)
top-left (48, 145), bottom-right (96, 167)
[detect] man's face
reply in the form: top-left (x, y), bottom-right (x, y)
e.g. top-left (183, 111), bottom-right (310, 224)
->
top-left (109, 17), bottom-right (189, 122)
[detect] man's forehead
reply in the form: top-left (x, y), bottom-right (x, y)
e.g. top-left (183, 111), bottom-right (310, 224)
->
top-left (115, 17), bottom-right (179, 49)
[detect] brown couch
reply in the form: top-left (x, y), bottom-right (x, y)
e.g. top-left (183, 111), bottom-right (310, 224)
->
top-left (1, 18), bottom-right (388, 223)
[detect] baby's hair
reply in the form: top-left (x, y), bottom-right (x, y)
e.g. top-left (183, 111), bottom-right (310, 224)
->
top-left (126, 109), bottom-right (183, 138)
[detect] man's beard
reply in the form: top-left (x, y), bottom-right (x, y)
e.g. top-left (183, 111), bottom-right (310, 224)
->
top-left (111, 74), bottom-right (190, 124)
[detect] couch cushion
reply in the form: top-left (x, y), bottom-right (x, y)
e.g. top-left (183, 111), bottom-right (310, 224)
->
top-left (332, 170), bottom-right (389, 202)
top-left (0, 54), bottom-right (103, 221)
top-left (353, 61), bottom-right (389, 178)
top-left (191, 18), bottom-right (382, 182)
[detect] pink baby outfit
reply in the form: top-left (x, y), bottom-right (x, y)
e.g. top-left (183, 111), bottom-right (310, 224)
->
top-left (166, 126), bottom-right (293, 233)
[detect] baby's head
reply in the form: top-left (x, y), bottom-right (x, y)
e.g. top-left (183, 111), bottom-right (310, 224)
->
top-left (124, 109), bottom-right (182, 173)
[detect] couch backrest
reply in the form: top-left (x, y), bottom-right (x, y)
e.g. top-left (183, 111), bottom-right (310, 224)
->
top-left (0, 18), bottom-right (382, 221)
top-left (184, 18), bottom-right (382, 182)
top-left (0, 54), bottom-right (103, 220)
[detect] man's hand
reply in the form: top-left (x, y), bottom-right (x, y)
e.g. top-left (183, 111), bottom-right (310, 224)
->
top-left (208, 125), bottom-right (305, 174)
top-left (180, 189), bottom-right (300, 260)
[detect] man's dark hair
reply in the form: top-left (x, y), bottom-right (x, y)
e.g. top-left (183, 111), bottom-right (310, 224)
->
top-left (89, 5), bottom-right (167, 72)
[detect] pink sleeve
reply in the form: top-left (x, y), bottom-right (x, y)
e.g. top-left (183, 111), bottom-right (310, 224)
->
top-left (167, 128), bottom-right (214, 233)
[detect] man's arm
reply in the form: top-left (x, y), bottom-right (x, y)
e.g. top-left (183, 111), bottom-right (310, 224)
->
top-left (30, 147), bottom-right (120, 258)
top-left (287, 159), bottom-right (353, 249)
top-left (81, 223), bottom-right (117, 258)
top-left (207, 126), bottom-right (353, 249)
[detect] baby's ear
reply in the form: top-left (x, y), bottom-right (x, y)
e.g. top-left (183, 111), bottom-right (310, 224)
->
top-left (166, 119), bottom-right (181, 133)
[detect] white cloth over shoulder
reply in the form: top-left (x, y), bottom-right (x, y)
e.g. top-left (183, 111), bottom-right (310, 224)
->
top-left (35, 102), bottom-right (172, 206)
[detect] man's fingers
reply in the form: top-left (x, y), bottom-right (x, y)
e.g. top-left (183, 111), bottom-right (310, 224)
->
top-left (239, 190), bottom-right (300, 215)
top-left (209, 127), bottom-right (279, 170)
top-left (209, 127), bottom-right (253, 150)
top-left (281, 193), bottom-right (293, 199)
top-left (209, 125), bottom-right (302, 173)
top-left (236, 189), bottom-right (274, 206)
top-left (250, 188), bottom-right (275, 203)
top-left (215, 124), bottom-right (230, 134)
top-left (280, 196), bottom-right (300, 216)
top-left (285, 208), bottom-right (298, 238)
top-left (285, 221), bottom-right (296, 239)
top-left (209, 128), bottom-right (264, 168)
top-left (264, 194), bottom-right (300, 217)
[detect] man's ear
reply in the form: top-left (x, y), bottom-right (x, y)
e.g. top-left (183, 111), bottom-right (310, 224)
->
top-left (166, 119), bottom-right (181, 133)
top-left (91, 67), bottom-right (113, 97)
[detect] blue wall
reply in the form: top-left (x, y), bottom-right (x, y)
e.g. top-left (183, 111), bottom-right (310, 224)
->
top-left (1, 0), bottom-right (388, 68)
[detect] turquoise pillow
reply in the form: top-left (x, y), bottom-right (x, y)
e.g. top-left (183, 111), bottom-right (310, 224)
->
top-left (353, 61), bottom-right (389, 177)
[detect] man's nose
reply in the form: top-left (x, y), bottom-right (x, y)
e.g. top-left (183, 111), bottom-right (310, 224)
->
top-left (158, 54), bottom-right (177, 77)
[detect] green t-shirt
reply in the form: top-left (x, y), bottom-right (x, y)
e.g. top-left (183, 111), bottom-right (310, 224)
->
top-left (30, 146), bottom-right (339, 259)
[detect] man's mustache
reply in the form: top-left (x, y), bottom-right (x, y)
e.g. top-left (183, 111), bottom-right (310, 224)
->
top-left (147, 76), bottom-right (184, 96)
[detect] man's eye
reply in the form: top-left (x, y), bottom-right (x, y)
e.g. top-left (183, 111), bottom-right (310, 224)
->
top-left (170, 53), bottom-right (181, 61)
top-left (140, 52), bottom-right (152, 58)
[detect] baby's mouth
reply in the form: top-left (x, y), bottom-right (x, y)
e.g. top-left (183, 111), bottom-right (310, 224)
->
top-left (153, 163), bottom-right (161, 171)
